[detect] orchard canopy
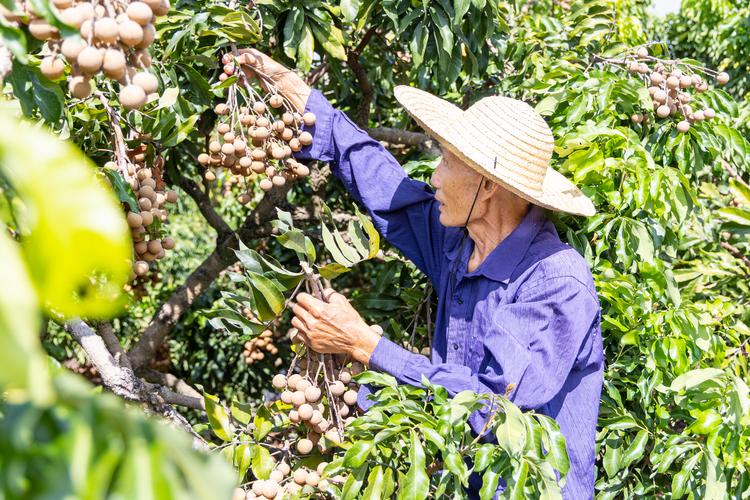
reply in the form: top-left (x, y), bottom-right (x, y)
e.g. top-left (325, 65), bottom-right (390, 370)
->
top-left (1, 0), bottom-right (749, 498)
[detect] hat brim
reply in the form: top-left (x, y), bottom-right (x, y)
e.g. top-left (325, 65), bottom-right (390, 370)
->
top-left (393, 86), bottom-right (595, 217)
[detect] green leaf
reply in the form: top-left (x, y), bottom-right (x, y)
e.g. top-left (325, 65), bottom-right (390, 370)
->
top-left (479, 462), bottom-right (502, 500)
top-left (246, 271), bottom-right (285, 317)
top-left (354, 370), bottom-right (397, 388)
top-left (253, 405), bottom-right (274, 441)
top-left (494, 400), bottom-right (527, 458)
top-left (670, 368), bottom-right (725, 392)
top-left (0, 115), bottom-right (130, 317)
top-left (0, 21), bottom-right (27, 62)
top-left (230, 401), bottom-right (253, 426)
top-left (343, 440), bottom-right (374, 468)
top-left (537, 415), bottom-right (569, 478)
top-left (102, 169), bottom-right (139, 213)
top-left (340, 0), bottom-right (362, 22)
top-left (297, 24), bottom-right (315, 72)
top-left (203, 393), bottom-right (233, 442)
top-left (620, 430), bottom-right (648, 470)
top-left (341, 465), bottom-right (368, 500)
top-left (360, 465), bottom-right (384, 499)
top-left (317, 262), bottom-right (351, 280)
top-left (396, 431), bottom-right (429, 500)
top-left (251, 445), bottom-right (274, 480)
top-left (233, 443), bottom-right (253, 482)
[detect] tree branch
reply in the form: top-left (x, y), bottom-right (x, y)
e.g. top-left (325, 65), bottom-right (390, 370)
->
top-left (94, 321), bottom-right (131, 370)
top-left (367, 126), bottom-right (440, 156)
top-left (721, 241), bottom-right (750, 270)
top-left (346, 26), bottom-right (378, 127)
top-left (64, 319), bottom-right (206, 413)
top-left (171, 169), bottom-right (232, 238)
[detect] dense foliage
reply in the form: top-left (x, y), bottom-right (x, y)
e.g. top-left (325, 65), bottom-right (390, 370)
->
top-left (1, 0), bottom-right (749, 498)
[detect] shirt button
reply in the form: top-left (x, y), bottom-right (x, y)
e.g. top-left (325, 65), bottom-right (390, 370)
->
top-left (452, 343), bottom-right (459, 350)
top-left (456, 297), bottom-right (463, 304)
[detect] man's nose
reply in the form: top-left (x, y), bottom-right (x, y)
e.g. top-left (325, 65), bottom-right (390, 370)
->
top-left (430, 163), bottom-right (442, 188)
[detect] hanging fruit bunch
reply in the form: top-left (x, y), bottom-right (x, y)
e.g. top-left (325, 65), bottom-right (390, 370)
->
top-left (110, 140), bottom-right (177, 280)
top-left (597, 46), bottom-right (729, 133)
top-left (198, 51), bottom-right (314, 202)
top-left (16, 0), bottom-right (167, 109)
top-left (242, 324), bottom-right (284, 367)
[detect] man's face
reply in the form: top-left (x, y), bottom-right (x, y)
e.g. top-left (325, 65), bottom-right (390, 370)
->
top-left (430, 146), bottom-right (485, 227)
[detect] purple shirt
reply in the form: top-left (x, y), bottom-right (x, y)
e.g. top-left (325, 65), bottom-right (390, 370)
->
top-left (296, 90), bottom-right (603, 499)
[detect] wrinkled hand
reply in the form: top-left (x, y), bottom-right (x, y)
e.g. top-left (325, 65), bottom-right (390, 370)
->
top-left (291, 289), bottom-right (380, 364)
top-left (236, 48), bottom-right (311, 114)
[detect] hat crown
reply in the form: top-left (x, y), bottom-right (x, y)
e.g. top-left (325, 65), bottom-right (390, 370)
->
top-left (459, 96), bottom-right (554, 194)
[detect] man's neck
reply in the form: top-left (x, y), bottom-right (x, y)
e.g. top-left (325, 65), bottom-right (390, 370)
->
top-left (466, 200), bottom-right (529, 272)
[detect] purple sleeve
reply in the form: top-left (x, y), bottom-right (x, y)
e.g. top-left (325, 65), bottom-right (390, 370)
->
top-left (294, 90), bottom-right (447, 284)
top-left (366, 277), bottom-right (600, 435)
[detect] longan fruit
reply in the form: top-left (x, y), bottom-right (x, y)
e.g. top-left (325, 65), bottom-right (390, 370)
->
top-left (298, 404), bottom-right (314, 420)
top-left (134, 260), bottom-right (149, 276)
top-left (209, 141), bottom-right (221, 153)
top-left (60, 7), bottom-right (84, 28)
top-left (291, 390), bottom-right (307, 406)
top-left (221, 143), bottom-right (235, 155)
top-left (253, 101), bottom-right (266, 114)
top-left (41, 56), bottom-right (65, 80)
top-left (655, 105), bottom-right (670, 118)
top-left (343, 390), bottom-right (358, 406)
top-left (138, 197), bottom-right (152, 210)
top-left (277, 462), bottom-right (291, 475)
top-left (127, 1), bottom-right (153, 25)
top-left (119, 20), bottom-right (144, 47)
top-left (272, 175), bottom-right (286, 187)
top-left (293, 469), bottom-right (308, 485)
top-left (338, 370), bottom-right (352, 384)
top-left (77, 46), bottom-right (104, 73)
top-left (703, 108), bottom-right (716, 119)
top-left (679, 75), bottom-right (692, 89)
top-left (29, 19), bottom-right (58, 40)
top-left (233, 138), bottom-right (247, 153)
top-left (302, 112), bottom-right (316, 126)
top-left (68, 75), bottom-right (92, 99)
top-left (676, 120), bottom-right (690, 133)
top-left (630, 114), bottom-right (643, 124)
top-left (127, 212), bottom-right (143, 227)
top-left (305, 471), bottom-right (320, 487)
top-left (147, 239), bottom-right (162, 254)
top-left (261, 481), bottom-right (278, 499)
top-left (329, 381), bottom-right (346, 396)
top-left (304, 386), bottom-right (321, 402)
top-left (272, 374), bottom-right (287, 389)
top-left (223, 131), bottom-right (235, 143)
top-left (289, 409), bottom-right (300, 422)
top-left (251, 481), bottom-right (264, 496)
top-left (289, 138), bottom-right (302, 152)
top-left (217, 122), bottom-right (231, 134)
top-left (166, 190), bottom-right (178, 203)
top-left (299, 131), bottom-right (313, 146)
top-left (338, 403), bottom-right (350, 418)
top-left (282, 112), bottom-right (294, 126)
top-left (251, 161), bottom-right (266, 173)
top-left (133, 72), bottom-right (158, 94)
top-left (60, 38), bottom-right (86, 63)
top-left (269, 94), bottom-right (283, 108)
top-left (716, 72), bottom-right (730, 85)
top-left (280, 390), bottom-right (293, 404)
top-left (237, 193), bottom-right (251, 205)
top-left (102, 49), bottom-right (127, 78)
top-left (136, 23), bottom-right (156, 49)
top-left (162, 236), bottom-right (176, 249)
top-left (259, 178), bottom-right (273, 191)
top-left (636, 46), bottom-right (648, 58)
top-left (152, 0), bottom-right (169, 16)
top-left (296, 439), bottom-right (313, 455)
top-left (255, 116), bottom-right (270, 128)
top-left (94, 17), bottom-right (119, 44)
top-left (324, 429), bottom-right (343, 444)
top-left (666, 76), bottom-right (680, 89)
top-left (134, 240), bottom-right (148, 255)
top-left (316, 462), bottom-right (328, 475)
top-left (319, 479), bottom-right (330, 490)
top-left (119, 84), bottom-right (147, 110)
top-left (204, 170), bottom-right (216, 181)
top-left (140, 210), bottom-right (154, 226)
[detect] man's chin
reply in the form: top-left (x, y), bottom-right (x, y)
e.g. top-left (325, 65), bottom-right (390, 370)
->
top-left (438, 213), bottom-right (460, 227)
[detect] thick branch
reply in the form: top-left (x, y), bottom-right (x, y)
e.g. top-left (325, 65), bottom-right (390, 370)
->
top-left (172, 169), bottom-right (232, 238)
top-left (95, 321), bottom-right (131, 370)
top-left (142, 368), bottom-right (203, 401)
top-left (368, 126), bottom-right (440, 156)
top-left (64, 319), bottom-right (205, 413)
top-left (346, 26), bottom-right (377, 127)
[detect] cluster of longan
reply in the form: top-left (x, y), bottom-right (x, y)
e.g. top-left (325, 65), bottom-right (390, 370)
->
top-left (115, 144), bottom-right (177, 278)
top-left (624, 47), bottom-right (728, 132)
top-left (242, 327), bottom-right (282, 365)
top-left (21, 0), bottom-right (166, 109)
top-left (240, 461), bottom-right (346, 499)
top-left (198, 53), bottom-right (314, 202)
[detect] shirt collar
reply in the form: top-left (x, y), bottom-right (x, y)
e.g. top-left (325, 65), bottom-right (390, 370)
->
top-left (446, 205), bottom-right (548, 283)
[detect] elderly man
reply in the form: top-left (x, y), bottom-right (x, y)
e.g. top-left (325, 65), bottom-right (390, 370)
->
top-left (242, 49), bottom-right (603, 499)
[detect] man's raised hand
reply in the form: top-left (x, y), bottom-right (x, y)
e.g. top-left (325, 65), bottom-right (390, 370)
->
top-left (237, 48), bottom-right (311, 114)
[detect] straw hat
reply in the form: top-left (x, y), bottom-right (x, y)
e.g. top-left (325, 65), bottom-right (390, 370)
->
top-left (393, 86), bottom-right (595, 217)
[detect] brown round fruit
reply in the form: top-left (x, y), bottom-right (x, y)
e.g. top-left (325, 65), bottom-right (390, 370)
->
top-left (127, 212), bottom-right (143, 227)
top-left (119, 20), bottom-right (144, 47)
top-left (119, 84), bottom-right (147, 110)
top-left (716, 72), bottom-right (730, 85)
top-left (68, 76), bottom-right (92, 99)
top-left (272, 374), bottom-right (287, 389)
top-left (259, 178), bottom-right (273, 191)
top-left (127, 1), bottom-right (153, 25)
top-left (293, 469), bottom-right (308, 485)
top-left (253, 101), bottom-right (266, 114)
top-left (94, 17), bottom-right (119, 44)
top-left (77, 46), bottom-right (104, 74)
top-left (296, 439), bottom-right (314, 454)
top-left (29, 19), bottom-right (58, 40)
top-left (676, 120), bottom-right (690, 133)
top-left (136, 23), bottom-right (156, 49)
top-left (703, 108), bottom-right (715, 119)
top-left (40, 56), bottom-right (65, 80)
top-left (133, 260), bottom-right (149, 276)
top-left (656, 105), bottom-right (670, 118)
